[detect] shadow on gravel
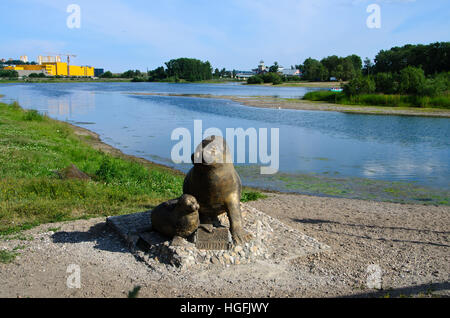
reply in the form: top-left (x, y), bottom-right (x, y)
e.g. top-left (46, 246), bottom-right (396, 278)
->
top-left (344, 281), bottom-right (450, 298)
top-left (51, 222), bottom-right (129, 253)
top-left (293, 218), bottom-right (450, 235)
top-left (292, 218), bottom-right (450, 248)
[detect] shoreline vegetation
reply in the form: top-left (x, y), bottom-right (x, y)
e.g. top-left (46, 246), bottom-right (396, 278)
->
top-left (0, 101), bottom-right (265, 235)
top-left (303, 90), bottom-right (450, 109)
top-left (253, 42), bottom-right (450, 109)
top-left (127, 92), bottom-right (450, 117)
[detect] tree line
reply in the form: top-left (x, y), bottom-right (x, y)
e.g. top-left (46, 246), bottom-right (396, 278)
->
top-left (302, 42), bottom-right (450, 108)
top-left (101, 58), bottom-right (214, 82)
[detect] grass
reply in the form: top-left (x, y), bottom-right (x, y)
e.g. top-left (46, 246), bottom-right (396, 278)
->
top-left (127, 286), bottom-right (141, 298)
top-left (241, 190), bottom-right (268, 202)
top-left (303, 91), bottom-right (450, 109)
top-left (0, 250), bottom-right (19, 264)
top-left (0, 102), bottom-right (265, 236)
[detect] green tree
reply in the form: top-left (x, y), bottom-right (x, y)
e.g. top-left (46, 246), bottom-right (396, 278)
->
top-left (398, 66), bottom-right (426, 95)
top-left (165, 58), bottom-right (212, 82)
top-left (375, 72), bottom-right (398, 94)
top-left (343, 76), bottom-right (376, 96)
top-left (363, 57), bottom-right (373, 76)
top-left (0, 70), bottom-right (19, 78)
top-left (321, 55), bottom-right (341, 79)
top-left (269, 62), bottom-right (279, 73)
top-left (247, 75), bottom-right (263, 84)
top-left (148, 66), bottom-right (166, 81)
top-left (100, 71), bottom-right (113, 78)
top-left (373, 42), bottom-right (450, 75)
top-left (302, 58), bottom-right (327, 81)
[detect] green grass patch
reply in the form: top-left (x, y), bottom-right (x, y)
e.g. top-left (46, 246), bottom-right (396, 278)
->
top-left (241, 190), bottom-right (268, 202)
top-left (0, 250), bottom-right (19, 263)
top-left (303, 91), bottom-right (450, 109)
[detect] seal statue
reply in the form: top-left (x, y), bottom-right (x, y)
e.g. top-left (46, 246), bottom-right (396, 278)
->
top-left (151, 194), bottom-right (200, 238)
top-left (183, 135), bottom-right (253, 245)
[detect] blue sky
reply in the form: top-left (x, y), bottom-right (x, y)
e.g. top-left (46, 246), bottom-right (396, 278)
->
top-left (0, 0), bottom-right (448, 72)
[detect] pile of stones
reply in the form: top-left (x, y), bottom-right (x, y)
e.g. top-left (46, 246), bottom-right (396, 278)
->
top-left (107, 203), bottom-right (328, 270)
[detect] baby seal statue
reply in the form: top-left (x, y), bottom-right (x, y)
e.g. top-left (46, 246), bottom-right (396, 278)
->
top-left (183, 135), bottom-right (253, 245)
top-left (151, 194), bottom-right (200, 238)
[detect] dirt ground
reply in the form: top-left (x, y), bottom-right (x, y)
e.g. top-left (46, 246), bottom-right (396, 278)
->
top-left (1, 192), bottom-right (448, 298)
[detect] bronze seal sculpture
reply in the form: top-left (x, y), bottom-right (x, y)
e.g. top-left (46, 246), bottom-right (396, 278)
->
top-left (183, 135), bottom-right (252, 245)
top-left (151, 194), bottom-right (200, 238)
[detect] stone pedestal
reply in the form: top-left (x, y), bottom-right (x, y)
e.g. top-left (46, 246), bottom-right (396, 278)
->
top-left (106, 203), bottom-right (329, 269)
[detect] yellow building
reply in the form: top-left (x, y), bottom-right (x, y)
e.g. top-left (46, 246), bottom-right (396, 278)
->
top-left (3, 62), bottom-right (95, 77)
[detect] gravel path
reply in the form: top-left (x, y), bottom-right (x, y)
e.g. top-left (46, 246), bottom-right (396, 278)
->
top-left (1, 193), bottom-right (448, 298)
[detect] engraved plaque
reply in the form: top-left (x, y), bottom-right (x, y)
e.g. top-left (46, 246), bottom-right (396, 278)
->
top-left (195, 227), bottom-right (231, 250)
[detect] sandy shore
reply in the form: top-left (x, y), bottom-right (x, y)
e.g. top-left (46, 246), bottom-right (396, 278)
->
top-left (1, 193), bottom-right (448, 298)
top-left (0, 117), bottom-right (448, 298)
top-left (128, 93), bottom-right (450, 117)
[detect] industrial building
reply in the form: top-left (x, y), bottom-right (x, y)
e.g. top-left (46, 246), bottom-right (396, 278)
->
top-left (3, 54), bottom-right (95, 77)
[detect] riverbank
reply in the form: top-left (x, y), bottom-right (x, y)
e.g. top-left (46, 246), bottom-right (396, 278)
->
top-left (303, 91), bottom-right (450, 110)
top-left (128, 92), bottom-right (450, 117)
top-left (246, 81), bottom-right (344, 88)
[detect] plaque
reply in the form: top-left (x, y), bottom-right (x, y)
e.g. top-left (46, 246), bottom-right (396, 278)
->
top-left (195, 226), bottom-right (231, 250)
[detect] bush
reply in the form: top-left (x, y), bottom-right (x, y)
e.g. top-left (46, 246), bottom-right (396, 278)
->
top-left (28, 73), bottom-right (46, 78)
top-left (261, 72), bottom-right (282, 84)
top-left (303, 91), bottom-right (345, 102)
top-left (419, 76), bottom-right (447, 97)
top-left (247, 75), bottom-right (263, 84)
top-left (343, 76), bottom-right (376, 96)
top-left (0, 69), bottom-right (19, 78)
top-left (100, 71), bottom-right (113, 78)
top-left (398, 66), bottom-right (425, 95)
top-left (23, 109), bottom-right (44, 121)
top-left (375, 72), bottom-right (398, 94)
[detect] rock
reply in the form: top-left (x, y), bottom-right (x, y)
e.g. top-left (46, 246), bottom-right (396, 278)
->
top-left (171, 236), bottom-right (188, 247)
top-left (56, 164), bottom-right (91, 180)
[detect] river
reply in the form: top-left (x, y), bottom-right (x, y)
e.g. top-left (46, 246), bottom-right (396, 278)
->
top-left (1, 82), bottom-right (449, 203)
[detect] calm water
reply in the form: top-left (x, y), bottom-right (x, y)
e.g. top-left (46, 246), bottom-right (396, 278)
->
top-left (1, 82), bottom-right (449, 191)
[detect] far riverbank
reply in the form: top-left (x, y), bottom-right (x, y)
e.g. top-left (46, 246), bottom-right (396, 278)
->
top-left (127, 92), bottom-right (450, 118)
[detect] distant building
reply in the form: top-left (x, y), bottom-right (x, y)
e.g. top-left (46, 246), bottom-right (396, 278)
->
top-left (94, 68), bottom-right (104, 77)
top-left (252, 60), bottom-right (269, 74)
top-left (281, 69), bottom-right (302, 77)
top-left (235, 71), bottom-right (255, 80)
top-left (4, 62), bottom-right (94, 77)
top-left (3, 54), bottom-right (96, 77)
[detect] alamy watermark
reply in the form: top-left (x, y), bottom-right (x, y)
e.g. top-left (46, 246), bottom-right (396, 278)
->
top-left (66, 264), bottom-right (81, 289)
top-left (366, 264), bottom-right (383, 290)
top-left (171, 120), bottom-right (279, 175)
top-left (67, 4), bottom-right (81, 29)
top-left (366, 4), bottom-right (381, 29)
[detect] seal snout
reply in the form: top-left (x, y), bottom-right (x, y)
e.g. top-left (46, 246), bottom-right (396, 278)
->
top-left (179, 194), bottom-right (200, 214)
